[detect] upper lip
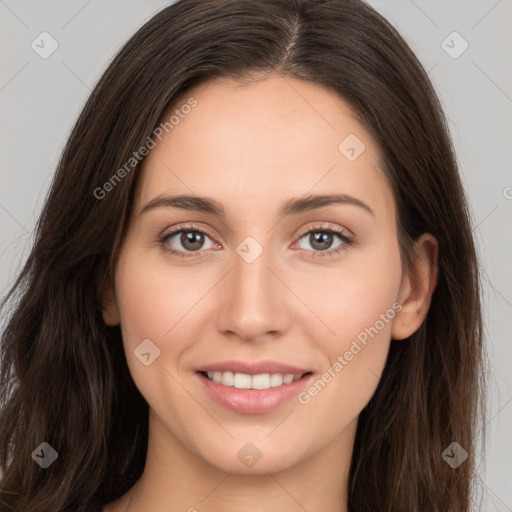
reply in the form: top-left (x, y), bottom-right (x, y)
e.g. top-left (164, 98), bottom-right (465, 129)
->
top-left (197, 360), bottom-right (312, 376)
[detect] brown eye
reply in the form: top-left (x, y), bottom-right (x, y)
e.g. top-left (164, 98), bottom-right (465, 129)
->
top-left (296, 226), bottom-right (353, 257)
top-left (177, 231), bottom-right (206, 251)
top-left (304, 231), bottom-right (337, 251)
top-left (159, 226), bottom-right (217, 257)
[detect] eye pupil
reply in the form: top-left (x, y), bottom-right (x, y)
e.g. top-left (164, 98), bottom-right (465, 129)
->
top-left (310, 232), bottom-right (333, 251)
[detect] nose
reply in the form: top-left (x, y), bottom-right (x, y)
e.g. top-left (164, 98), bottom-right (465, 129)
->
top-left (214, 242), bottom-right (291, 343)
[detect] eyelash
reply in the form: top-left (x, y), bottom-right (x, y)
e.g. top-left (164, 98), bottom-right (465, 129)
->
top-left (158, 223), bottom-right (354, 259)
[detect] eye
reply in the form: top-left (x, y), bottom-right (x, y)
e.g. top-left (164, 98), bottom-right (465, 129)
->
top-left (295, 224), bottom-right (354, 259)
top-left (159, 224), bottom-right (218, 258)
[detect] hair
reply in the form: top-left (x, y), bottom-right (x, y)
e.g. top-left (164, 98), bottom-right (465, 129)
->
top-left (0, 0), bottom-right (486, 510)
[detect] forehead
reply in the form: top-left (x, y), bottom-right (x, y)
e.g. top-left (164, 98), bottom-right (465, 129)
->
top-left (135, 73), bottom-right (393, 221)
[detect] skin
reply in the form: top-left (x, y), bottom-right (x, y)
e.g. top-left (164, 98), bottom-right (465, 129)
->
top-left (101, 73), bottom-right (438, 512)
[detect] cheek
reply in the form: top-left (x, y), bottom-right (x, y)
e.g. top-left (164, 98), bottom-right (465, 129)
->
top-left (113, 251), bottom-right (197, 396)
top-left (297, 299), bottom-right (396, 436)
top-left (296, 243), bottom-right (402, 419)
top-left (113, 252), bottom-right (199, 413)
top-left (300, 240), bottom-right (402, 348)
top-left (114, 248), bottom-right (203, 345)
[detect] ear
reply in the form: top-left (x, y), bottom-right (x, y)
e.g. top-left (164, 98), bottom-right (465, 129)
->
top-left (392, 233), bottom-right (439, 340)
top-left (99, 279), bottom-right (121, 326)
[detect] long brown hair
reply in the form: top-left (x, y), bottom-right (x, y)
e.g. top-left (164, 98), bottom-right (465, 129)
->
top-left (0, 0), bottom-right (486, 510)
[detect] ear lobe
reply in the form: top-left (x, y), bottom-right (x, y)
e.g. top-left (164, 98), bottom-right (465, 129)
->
top-left (100, 279), bottom-right (121, 326)
top-left (392, 233), bottom-right (439, 341)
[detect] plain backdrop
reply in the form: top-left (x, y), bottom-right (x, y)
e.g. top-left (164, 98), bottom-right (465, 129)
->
top-left (1, 0), bottom-right (511, 509)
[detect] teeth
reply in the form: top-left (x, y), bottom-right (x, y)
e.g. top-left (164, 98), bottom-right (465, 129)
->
top-left (252, 374), bottom-right (270, 389)
top-left (204, 371), bottom-right (304, 390)
top-left (283, 374), bottom-right (294, 384)
top-left (221, 371), bottom-right (234, 386)
top-left (270, 373), bottom-right (283, 387)
top-left (233, 373), bottom-right (252, 389)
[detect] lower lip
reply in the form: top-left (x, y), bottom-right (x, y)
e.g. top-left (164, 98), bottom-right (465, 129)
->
top-left (196, 372), bottom-right (314, 414)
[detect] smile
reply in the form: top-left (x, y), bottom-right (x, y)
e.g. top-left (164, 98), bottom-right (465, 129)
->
top-left (196, 370), bottom-right (314, 414)
top-left (201, 370), bottom-right (309, 390)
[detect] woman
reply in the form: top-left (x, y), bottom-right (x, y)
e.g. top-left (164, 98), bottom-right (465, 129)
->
top-left (0, 0), bottom-right (485, 511)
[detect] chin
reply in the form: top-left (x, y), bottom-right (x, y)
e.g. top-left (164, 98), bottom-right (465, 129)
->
top-left (193, 436), bottom-right (302, 474)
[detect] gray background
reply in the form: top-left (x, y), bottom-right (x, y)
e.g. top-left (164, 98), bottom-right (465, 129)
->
top-left (1, 0), bottom-right (511, 509)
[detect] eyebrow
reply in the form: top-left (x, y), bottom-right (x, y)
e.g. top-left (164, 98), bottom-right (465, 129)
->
top-left (140, 193), bottom-right (374, 218)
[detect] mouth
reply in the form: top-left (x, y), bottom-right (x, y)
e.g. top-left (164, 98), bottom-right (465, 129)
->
top-left (197, 370), bottom-right (313, 390)
top-left (195, 368), bottom-right (315, 414)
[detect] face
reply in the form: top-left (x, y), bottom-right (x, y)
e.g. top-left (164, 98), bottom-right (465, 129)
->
top-left (102, 73), bottom-right (432, 475)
